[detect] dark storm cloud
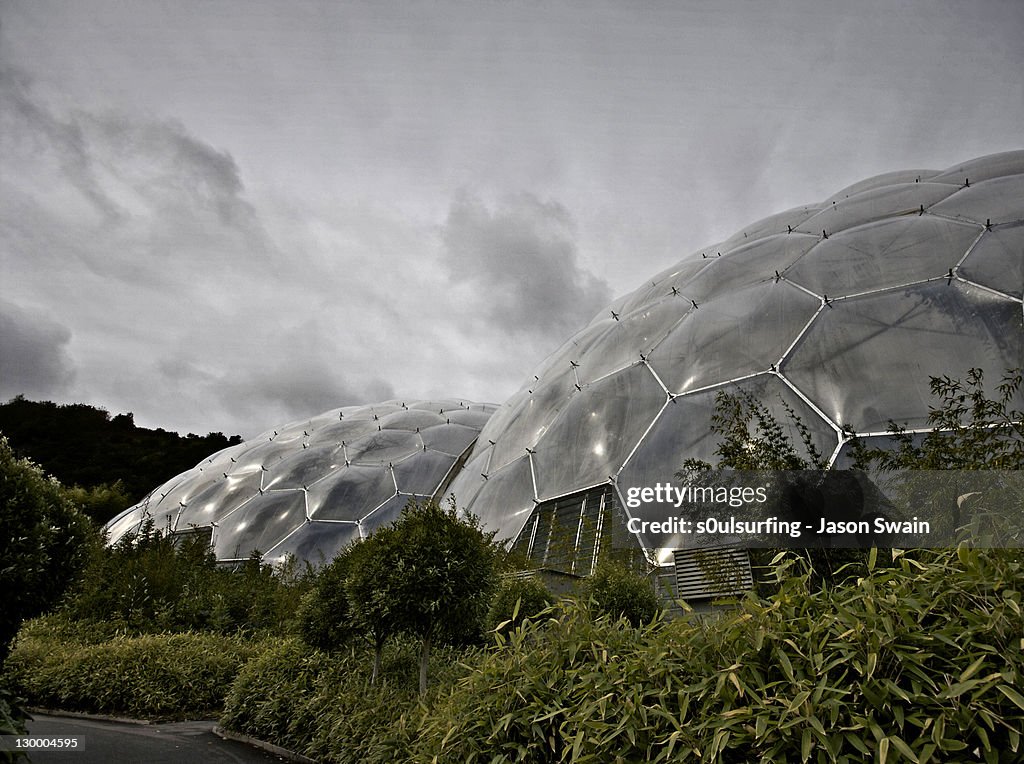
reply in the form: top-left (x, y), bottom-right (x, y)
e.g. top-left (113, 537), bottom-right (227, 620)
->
top-left (440, 192), bottom-right (612, 339)
top-left (0, 301), bottom-right (76, 399)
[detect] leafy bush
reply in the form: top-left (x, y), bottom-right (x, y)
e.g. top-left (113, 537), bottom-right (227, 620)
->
top-left (220, 636), bottom-right (472, 763)
top-left (4, 620), bottom-right (260, 719)
top-left (409, 548), bottom-right (1024, 763)
top-left (580, 561), bottom-right (660, 626)
top-left (0, 436), bottom-right (93, 668)
top-left (486, 576), bottom-right (555, 635)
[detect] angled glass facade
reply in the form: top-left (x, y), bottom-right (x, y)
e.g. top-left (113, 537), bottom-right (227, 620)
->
top-left (447, 151), bottom-right (1024, 567)
top-left (104, 400), bottom-right (496, 566)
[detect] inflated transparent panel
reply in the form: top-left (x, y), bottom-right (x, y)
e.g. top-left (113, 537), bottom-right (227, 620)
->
top-left (445, 406), bottom-right (497, 428)
top-left (959, 221), bottom-right (1024, 299)
top-left (785, 282), bottom-right (1024, 432)
top-left (260, 444), bottom-right (345, 491)
top-left (104, 505), bottom-right (150, 545)
top-left (487, 365), bottom-right (579, 472)
top-left (379, 409), bottom-right (446, 431)
top-left (466, 455), bottom-right (536, 542)
top-left (797, 183), bottom-right (958, 236)
top-left (198, 441), bottom-right (250, 472)
top-left (830, 432), bottom-right (931, 470)
top-left (264, 521), bottom-right (360, 567)
top-left (305, 418), bottom-right (382, 447)
top-left (575, 297), bottom-right (692, 385)
top-left (825, 169), bottom-right (942, 203)
top-left (174, 470), bottom-right (262, 528)
top-left (617, 257), bottom-right (713, 316)
top-left (227, 438), bottom-right (296, 475)
top-left (306, 464), bottom-right (395, 521)
top-left (418, 422), bottom-right (480, 456)
top-left (930, 175), bottom-right (1024, 226)
top-left (930, 151), bottom-right (1024, 185)
top-left (152, 471), bottom-right (220, 519)
top-left (344, 429), bottom-right (422, 466)
top-left (392, 450), bottom-right (458, 495)
top-left (532, 363), bottom-right (666, 502)
top-left (617, 375), bottom-right (838, 494)
top-left (360, 494), bottom-right (414, 532)
top-left (679, 233), bottom-right (819, 303)
top-left (718, 204), bottom-right (823, 250)
top-left (649, 281), bottom-right (820, 394)
top-left (444, 450), bottom-right (490, 510)
top-left (214, 490), bottom-right (307, 561)
top-left (785, 217), bottom-right (979, 297)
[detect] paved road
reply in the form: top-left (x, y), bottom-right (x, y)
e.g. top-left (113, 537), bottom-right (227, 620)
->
top-left (24, 713), bottom-right (287, 763)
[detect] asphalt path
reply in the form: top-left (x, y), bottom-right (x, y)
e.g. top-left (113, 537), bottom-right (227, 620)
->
top-left (24, 713), bottom-right (287, 764)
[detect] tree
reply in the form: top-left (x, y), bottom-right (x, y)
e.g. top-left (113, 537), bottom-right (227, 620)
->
top-left (581, 560), bottom-right (660, 626)
top-left (0, 437), bottom-right (92, 668)
top-left (348, 499), bottom-right (501, 694)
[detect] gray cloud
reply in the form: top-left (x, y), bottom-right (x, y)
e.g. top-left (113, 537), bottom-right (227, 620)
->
top-left (440, 192), bottom-right (612, 340)
top-left (0, 301), bottom-right (76, 400)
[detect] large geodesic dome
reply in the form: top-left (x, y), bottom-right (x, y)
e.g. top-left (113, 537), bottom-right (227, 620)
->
top-left (447, 150), bottom-right (1024, 572)
top-left (105, 400), bottom-right (496, 566)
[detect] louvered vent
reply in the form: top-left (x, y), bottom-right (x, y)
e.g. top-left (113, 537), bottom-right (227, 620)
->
top-left (672, 546), bottom-right (752, 601)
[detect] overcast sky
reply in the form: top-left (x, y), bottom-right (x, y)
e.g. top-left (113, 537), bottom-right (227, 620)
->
top-left (1, 0), bottom-right (1022, 439)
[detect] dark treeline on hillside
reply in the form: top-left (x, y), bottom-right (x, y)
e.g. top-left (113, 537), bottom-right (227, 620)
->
top-left (0, 396), bottom-right (242, 513)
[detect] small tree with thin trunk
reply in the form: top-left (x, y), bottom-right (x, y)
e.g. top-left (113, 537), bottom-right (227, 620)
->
top-left (344, 530), bottom-right (402, 685)
top-left (381, 498), bottom-right (500, 694)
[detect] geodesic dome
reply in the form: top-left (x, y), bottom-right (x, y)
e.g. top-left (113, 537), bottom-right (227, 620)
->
top-left (446, 150), bottom-right (1024, 569)
top-left (104, 400), bottom-right (496, 566)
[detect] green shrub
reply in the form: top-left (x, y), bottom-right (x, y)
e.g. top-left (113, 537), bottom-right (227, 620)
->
top-left (409, 548), bottom-right (1024, 763)
top-left (486, 575), bottom-right (555, 635)
top-left (580, 561), bottom-right (661, 626)
top-left (295, 546), bottom-right (358, 651)
top-left (220, 636), bottom-right (472, 763)
top-left (4, 622), bottom-right (261, 719)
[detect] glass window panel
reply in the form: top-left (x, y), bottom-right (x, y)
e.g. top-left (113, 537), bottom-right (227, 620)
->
top-left (419, 422), bottom-right (481, 456)
top-left (929, 151), bottom-right (1024, 185)
top-left (785, 282), bottom-right (1023, 432)
top-left (959, 221), bottom-right (1024, 299)
top-left (175, 470), bottom-right (262, 528)
top-left (825, 169), bottom-right (943, 203)
top-left (785, 216), bottom-right (979, 297)
top-left (264, 520), bottom-right (360, 567)
top-left (262, 444), bottom-right (346, 491)
top-left (344, 429), bottom-right (422, 466)
top-left (532, 364), bottom-right (666, 502)
top-left (930, 175), bottom-right (1024, 226)
top-left (797, 183), bottom-right (958, 236)
top-left (487, 365), bottom-right (579, 472)
top-left (392, 450), bottom-right (458, 496)
top-left (214, 490), bottom-right (307, 561)
top-left (617, 375), bottom-right (838, 496)
top-left (465, 455), bottom-right (536, 543)
top-left (306, 464), bottom-right (395, 521)
top-left (649, 281), bottom-right (820, 394)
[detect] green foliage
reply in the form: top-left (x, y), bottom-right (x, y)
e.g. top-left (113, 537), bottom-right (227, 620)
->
top-left (0, 436), bottom-right (93, 669)
top-left (63, 519), bottom-right (310, 634)
top-left (486, 576), bottom-right (555, 635)
top-left (4, 619), bottom-right (260, 719)
top-left (347, 498), bottom-right (502, 693)
top-left (850, 367), bottom-right (1023, 470)
top-left (0, 396), bottom-right (242, 511)
top-left (0, 684), bottom-right (30, 764)
top-left (409, 548), bottom-right (1024, 763)
top-left (580, 560), bottom-right (661, 627)
top-left (219, 636), bottom-right (471, 763)
top-left (63, 481), bottom-right (132, 526)
top-left (296, 544), bottom-right (359, 651)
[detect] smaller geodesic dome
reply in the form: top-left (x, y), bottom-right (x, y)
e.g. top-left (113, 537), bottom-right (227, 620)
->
top-left (104, 400), bottom-right (496, 566)
top-left (446, 150), bottom-right (1024, 576)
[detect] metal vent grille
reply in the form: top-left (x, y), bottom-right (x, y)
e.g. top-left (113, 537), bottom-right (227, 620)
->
top-left (672, 546), bottom-right (752, 601)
